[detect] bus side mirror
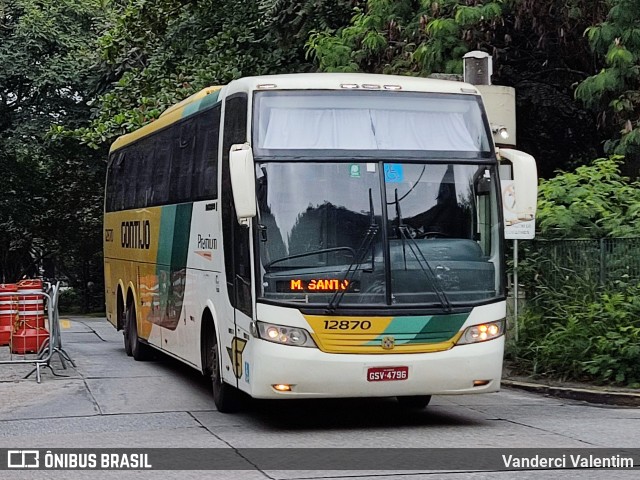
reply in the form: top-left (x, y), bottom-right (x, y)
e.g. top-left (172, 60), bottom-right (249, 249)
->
top-left (498, 148), bottom-right (538, 221)
top-left (229, 143), bottom-right (257, 225)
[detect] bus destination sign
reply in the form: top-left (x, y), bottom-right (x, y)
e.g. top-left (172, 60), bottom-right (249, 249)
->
top-left (280, 279), bottom-right (352, 293)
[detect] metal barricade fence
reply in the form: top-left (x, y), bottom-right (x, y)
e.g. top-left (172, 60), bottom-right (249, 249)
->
top-left (0, 280), bottom-right (75, 383)
top-left (519, 237), bottom-right (640, 293)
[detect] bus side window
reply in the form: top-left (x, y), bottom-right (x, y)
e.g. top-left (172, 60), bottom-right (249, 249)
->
top-left (192, 105), bottom-right (220, 201)
top-left (136, 145), bottom-right (153, 208)
top-left (153, 142), bottom-right (171, 206)
top-left (105, 153), bottom-right (119, 212)
top-left (169, 120), bottom-right (193, 204)
top-left (113, 152), bottom-right (127, 211)
top-left (123, 149), bottom-right (136, 209)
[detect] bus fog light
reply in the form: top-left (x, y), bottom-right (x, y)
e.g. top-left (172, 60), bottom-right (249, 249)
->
top-left (273, 384), bottom-right (292, 392)
top-left (456, 320), bottom-right (505, 345)
top-left (257, 321), bottom-right (317, 348)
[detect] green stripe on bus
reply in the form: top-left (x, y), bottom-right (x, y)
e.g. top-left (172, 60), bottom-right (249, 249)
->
top-left (411, 313), bottom-right (468, 344)
top-left (182, 90), bottom-right (221, 118)
top-left (157, 205), bottom-right (177, 267)
top-left (365, 313), bottom-right (469, 346)
top-left (171, 203), bottom-right (193, 269)
top-left (154, 204), bottom-right (193, 329)
top-left (155, 204), bottom-right (194, 268)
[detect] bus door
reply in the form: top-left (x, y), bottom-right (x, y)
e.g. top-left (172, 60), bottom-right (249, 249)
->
top-left (221, 92), bottom-right (253, 392)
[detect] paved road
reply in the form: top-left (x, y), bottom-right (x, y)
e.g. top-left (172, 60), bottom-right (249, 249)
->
top-left (0, 316), bottom-right (638, 479)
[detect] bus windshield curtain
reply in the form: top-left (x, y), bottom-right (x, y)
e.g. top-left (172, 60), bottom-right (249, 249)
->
top-left (260, 108), bottom-right (480, 151)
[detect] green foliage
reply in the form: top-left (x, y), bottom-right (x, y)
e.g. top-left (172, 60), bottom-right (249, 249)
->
top-left (0, 0), bottom-right (105, 296)
top-left (306, 0), bottom-right (505, 75)
top-left (511, 281), bottom-right (640, 386)
top-left (585, 325), bottom-right (640, 386)
top-left (262, 0), bottom-right (359, 61)
top-left (508, 155), bottom-right (640, 387)
top-left (535, 156), bottom-right (640, 238)
top-left (306, 31), bottom-right (359, 72)
top-left (304, 1), bottom-right (615, 178)
top-left (60, 1), bottom-right (272, 146)
top-left (576, 0), bottom-right (640, 159)
top-left (63, 0), bottom-right (358, 146)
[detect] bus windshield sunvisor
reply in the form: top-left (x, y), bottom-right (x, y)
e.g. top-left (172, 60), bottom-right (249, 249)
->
top-left (254, 91), bottom-right (491, 155)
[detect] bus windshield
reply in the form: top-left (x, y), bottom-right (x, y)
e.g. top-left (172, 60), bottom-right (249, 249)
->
top-left (256, 161), bottom-right (503, 308)
top-left (253, 90), bottom-right (492, 158)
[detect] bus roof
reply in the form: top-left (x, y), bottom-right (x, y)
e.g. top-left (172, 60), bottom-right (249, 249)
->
top-left (110, 73), bottom-right (480, 153)
top-left (110, 86), bottom-right (223, 153)
top-left (224, 72), bottom-right (479, 97)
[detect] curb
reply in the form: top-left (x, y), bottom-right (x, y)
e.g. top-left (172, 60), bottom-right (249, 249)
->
top-left (502, 379), bottom-right (640, 407)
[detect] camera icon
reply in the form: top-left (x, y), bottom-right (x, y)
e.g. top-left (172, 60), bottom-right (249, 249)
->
top-left (7, 450), bottom-right (40, 468)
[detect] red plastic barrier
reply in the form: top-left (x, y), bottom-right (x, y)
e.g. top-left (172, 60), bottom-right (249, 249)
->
top-left (11, 279), bottom-right (49, 354)
top-left (0, 284), bottom-right (18, 346)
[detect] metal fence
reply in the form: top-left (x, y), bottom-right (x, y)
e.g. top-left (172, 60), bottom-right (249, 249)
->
top-left (519, 237), bottom-right (640, 291)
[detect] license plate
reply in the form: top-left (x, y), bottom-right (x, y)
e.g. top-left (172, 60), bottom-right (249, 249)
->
top-left (367, 366), bottom-right (409, 382)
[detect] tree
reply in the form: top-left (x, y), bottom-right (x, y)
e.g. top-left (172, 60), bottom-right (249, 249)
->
top-left (575, 0), bottom-right (640, 174)
top-left (0, 0), bottom-right (105, 307)
top-left (63, 0), bottom-right (361, 147)
top-left (305, 0), bottom-right (612, 178)
top-left (261, 0), bottom-right (361, 69)
top-left (306, 0), bottom-right (504, 75)
top-left (535, 156), bottom-right (640, 238)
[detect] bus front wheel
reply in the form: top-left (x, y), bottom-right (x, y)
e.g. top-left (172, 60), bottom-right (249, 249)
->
top-left (396, 395), bottom-right (431, 409)
top-left (209, 338), bottom-right (242, 413)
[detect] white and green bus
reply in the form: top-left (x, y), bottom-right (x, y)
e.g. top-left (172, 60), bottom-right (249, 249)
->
top-left (104, 73), bottom-right (537, 412)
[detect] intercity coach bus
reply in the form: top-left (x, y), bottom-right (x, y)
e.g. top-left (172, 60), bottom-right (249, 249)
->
top-left (104, 73), bottom-right (537, 412)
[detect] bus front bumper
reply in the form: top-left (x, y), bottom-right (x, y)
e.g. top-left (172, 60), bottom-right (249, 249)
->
top-left (245, 336), bottom-right (504, 399)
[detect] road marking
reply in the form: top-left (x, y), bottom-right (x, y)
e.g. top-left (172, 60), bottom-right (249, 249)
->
top-left (60, 319), bottom-right (71, 329)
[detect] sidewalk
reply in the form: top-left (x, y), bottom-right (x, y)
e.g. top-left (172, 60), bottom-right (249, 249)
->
top-left (502, 363), bottom-right (640, 407)
top-left (0, 316), bottom-right (86, 382)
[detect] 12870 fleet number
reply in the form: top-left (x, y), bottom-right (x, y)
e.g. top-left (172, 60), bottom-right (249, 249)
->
top-left (323, 320), bottom-right (372, 330)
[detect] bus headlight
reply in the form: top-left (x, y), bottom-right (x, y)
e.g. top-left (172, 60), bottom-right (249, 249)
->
top-left (256, 321), bottom-right (317, 348)
top-left (456, 319), bottom-right (505, 345)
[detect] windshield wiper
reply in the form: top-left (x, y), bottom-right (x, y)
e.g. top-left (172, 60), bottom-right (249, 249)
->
top-left (394, 188), bottom-right (452, 312)
top-left (326, 189), bottom-right (378, 313)
top-left (265, 246), bottom-right (356, 271)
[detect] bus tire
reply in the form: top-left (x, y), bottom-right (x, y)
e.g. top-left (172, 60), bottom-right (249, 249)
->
top-left (126, 304), bottom-right (150, 361)
top-left (396, 395), bottom-right (431, 409)
top-left (209, 336), bottom-right (242, 413)
top-left (119, 294), bottom-right (132, 357)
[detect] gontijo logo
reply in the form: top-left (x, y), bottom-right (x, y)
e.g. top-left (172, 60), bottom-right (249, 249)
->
top-left (121, 220), bottom-right (151, 249)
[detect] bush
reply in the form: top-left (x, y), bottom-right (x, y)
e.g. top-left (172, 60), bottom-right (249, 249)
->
top-left (584, 325), bottom-right (640, 387)
top-left (58, 288), bottom-right (82, 314)
top-left (507, 157), bottom-right (640, 387)
top-left (508, 282), bottom-right (640, 387)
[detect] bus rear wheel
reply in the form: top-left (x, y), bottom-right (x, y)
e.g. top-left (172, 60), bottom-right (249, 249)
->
top-left (119, 295), bottom-right (132, 357)
top-left (209, 338), bottom-right (242, 413)
top-left (396, 395), bottom-right (431, 409)
top-left (126, 305), bottom-right (150, 361)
